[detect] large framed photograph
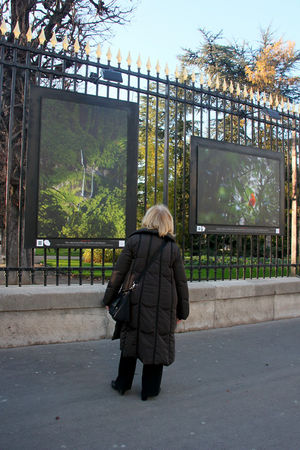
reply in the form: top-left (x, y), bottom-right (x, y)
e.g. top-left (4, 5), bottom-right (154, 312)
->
top-left (189, 137), bottom-right (285, 235)
top-left (24, 86), bottom-right (139, 248)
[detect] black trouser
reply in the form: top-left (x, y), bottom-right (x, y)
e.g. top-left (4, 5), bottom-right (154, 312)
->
top-left (115, 353), bottom-right (163, 396)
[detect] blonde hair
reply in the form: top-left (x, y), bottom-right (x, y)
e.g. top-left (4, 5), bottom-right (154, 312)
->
top-left (141, 204), bottom-right (174, 237)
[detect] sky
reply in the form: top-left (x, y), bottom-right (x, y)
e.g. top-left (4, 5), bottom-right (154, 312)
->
top-left (105, 0), bottom-right (300, 78)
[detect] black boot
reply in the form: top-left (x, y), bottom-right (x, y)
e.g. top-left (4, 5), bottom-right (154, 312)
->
top-left (111, 380), bottom-right (127, 395)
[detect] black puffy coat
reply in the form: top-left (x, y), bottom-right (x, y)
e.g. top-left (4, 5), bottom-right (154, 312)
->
top-left (103, 229), bottom-right (189, 366)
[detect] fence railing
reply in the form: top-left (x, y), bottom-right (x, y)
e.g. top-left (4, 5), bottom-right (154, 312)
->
top-left (0, 33), bottom-right (299, 286)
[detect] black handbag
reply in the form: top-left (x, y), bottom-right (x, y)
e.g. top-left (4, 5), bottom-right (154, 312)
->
top-left (109, 239), bottom-right (167, 323)
top-left (109, 286), bottom-right (133, 322)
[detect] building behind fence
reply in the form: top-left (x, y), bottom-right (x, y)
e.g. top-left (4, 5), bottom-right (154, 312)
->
top-left (0, 29), bottom-right (299, 286)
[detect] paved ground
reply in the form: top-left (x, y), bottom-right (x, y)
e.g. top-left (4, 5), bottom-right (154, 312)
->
top-left (1, 318), bottom-right (300, 450)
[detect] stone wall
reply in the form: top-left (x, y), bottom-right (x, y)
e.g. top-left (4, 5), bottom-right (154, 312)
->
top-left (1, 278), bottom-right (300, 348)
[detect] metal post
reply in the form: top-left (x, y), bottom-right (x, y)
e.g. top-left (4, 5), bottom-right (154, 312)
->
top-left (163, 80), bottom-right (170, 205)
top-left (291, 122), bottom-right (297, 275)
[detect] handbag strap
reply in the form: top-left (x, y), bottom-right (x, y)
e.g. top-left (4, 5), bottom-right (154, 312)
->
top-left (130, 238), bottom-right (168, 289)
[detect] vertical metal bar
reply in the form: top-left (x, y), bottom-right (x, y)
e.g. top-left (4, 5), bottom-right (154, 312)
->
top-left (91, 248), bottom-right (94, 285)
top-left (236, 235), bottom-right (240, 279)
top-left (56, 248), bottom-right (59, 286)
top-left (31, 249), bottom-right (35, 284)
top-left (189, 235), bottom-right (193, 282)
top-left (163, 78), bottom-right (170, 205)
top-left (215, 96), bottom-right (219, 140)
top-left (263, 236), bottom-right (266, 278)
top-left (79, 248), bottom-right (82, 285)
top-left (173, 88), bottom-right (178, 234)
top-left (256, 236), bottom-right (260, 279)
top-left (250, 235), bottom-right (253, 279)
top-left (18, 49), bottom-right (30, 268)
top-left (206, 235), bottom-right (210, 281)
top-left (200, 88), bottom-right (203, 137)
top-left (68, 248), bottom-right (71, 286)
top-left (84, 55), bottom-right (89, 95)
top-left (207, 88), bottom-right (211, 139)
top-left (229, 235), bottom-right (233, 280)
top-left (154, 79), bottom-right (159, 204)
top-left (144, 76), bottom-right (150, 212)
top-left (5, 46), bottom-right (17, 270)
top-left (198, 236), bottom-right (202, 281)
top-left (221, 235), bottom-right (225, 280)
top-left (101, 248), bottom-right (105, 284)
top-left (275, 235), bottom-right (279, 277)
top-left (243, 236), bottom-right (246, 280)
top-left (43, 247), bottom-right (47, 286)
top-left (214, 235), bottom-right (218, 281)
top-left (181, 83), bottom-right (187, 258)
top-left (286, 120), bottom-right (291, 274)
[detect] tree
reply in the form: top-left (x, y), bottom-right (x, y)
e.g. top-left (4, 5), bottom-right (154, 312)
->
top-left (180, 28), bottom-right (300, 101)
top-left (0, 0), bottom-right (135, 282)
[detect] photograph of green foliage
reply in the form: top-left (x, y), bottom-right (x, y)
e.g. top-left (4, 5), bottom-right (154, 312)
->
top-left (198, 148), bottom-right (280, 226)
top-left (38, 97), bottom-right (128, 240)
top-left (190, 137), bottom-right (284, 235)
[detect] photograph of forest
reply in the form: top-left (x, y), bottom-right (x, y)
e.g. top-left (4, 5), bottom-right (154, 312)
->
top-left (197, 146), bottom-right (281, 228)
top-left (37, 97), bottom-right (128, 239)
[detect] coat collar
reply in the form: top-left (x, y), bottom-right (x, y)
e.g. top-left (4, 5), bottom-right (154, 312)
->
top-left (129, 228), bottom-right (176, 241)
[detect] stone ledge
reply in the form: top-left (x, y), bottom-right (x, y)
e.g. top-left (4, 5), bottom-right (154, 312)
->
top-left (1, 277), bottom-right (300, 347)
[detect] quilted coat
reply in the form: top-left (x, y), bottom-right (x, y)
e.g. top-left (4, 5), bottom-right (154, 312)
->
top-left (103, 228), bottom-right (189, 366)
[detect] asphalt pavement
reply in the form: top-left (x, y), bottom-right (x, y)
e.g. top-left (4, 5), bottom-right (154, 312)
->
top-left (1, 318), bottom-right (300, 450)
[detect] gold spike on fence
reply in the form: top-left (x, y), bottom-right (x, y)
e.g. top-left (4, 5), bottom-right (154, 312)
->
top-left (39, 28), bottom-right (46, 45)
top-left (165, 64), bottom-right (170, 77)
top-left (222, 78), bottom-right (227, 92)
top-left (146, 58), bottom-right (151, 72)
top-left (0, 19), bottom-right (7, 35)
top-left (96, 44), bottom-right (101, 59)
top-left (155, 60), bottom-right (160, 74)
top-left (207, 73), bottom-right (212, 88)
top-left (126, 52), bottom-right (132, 66)
top-left (106, 47), bottom-right (112, 62)
top-left (26, 25), bottom-right (32, 42)
top-left (74, 38), bottom-right (79, 54)
top-left (117, 49), bottom-right (122, 64)
top-left (13, 22), bottom-right (20, 39)
top-left (85, 41), bottom-right (90, 56)
top-left (50, 31), bottom-right (57, 48)
top-left (63, 35), bottom-right (68, 51)
top-left (269, 93), bottom-right (273, 106)
top-left (137, 54), bottom-right (142, 69)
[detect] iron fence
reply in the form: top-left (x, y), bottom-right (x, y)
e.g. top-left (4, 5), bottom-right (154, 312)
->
top-left (0, 34), bottom-right (299, 286)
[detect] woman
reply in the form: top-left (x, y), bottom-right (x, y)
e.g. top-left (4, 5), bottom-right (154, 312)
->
top-left (103, 204), bottom-right (189, 401)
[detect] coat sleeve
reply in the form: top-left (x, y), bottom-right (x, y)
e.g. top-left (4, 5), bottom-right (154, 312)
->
top-left (173, 246), bottom-right (189, 320)
top-left (102, 240), bottom-right (134, 306)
